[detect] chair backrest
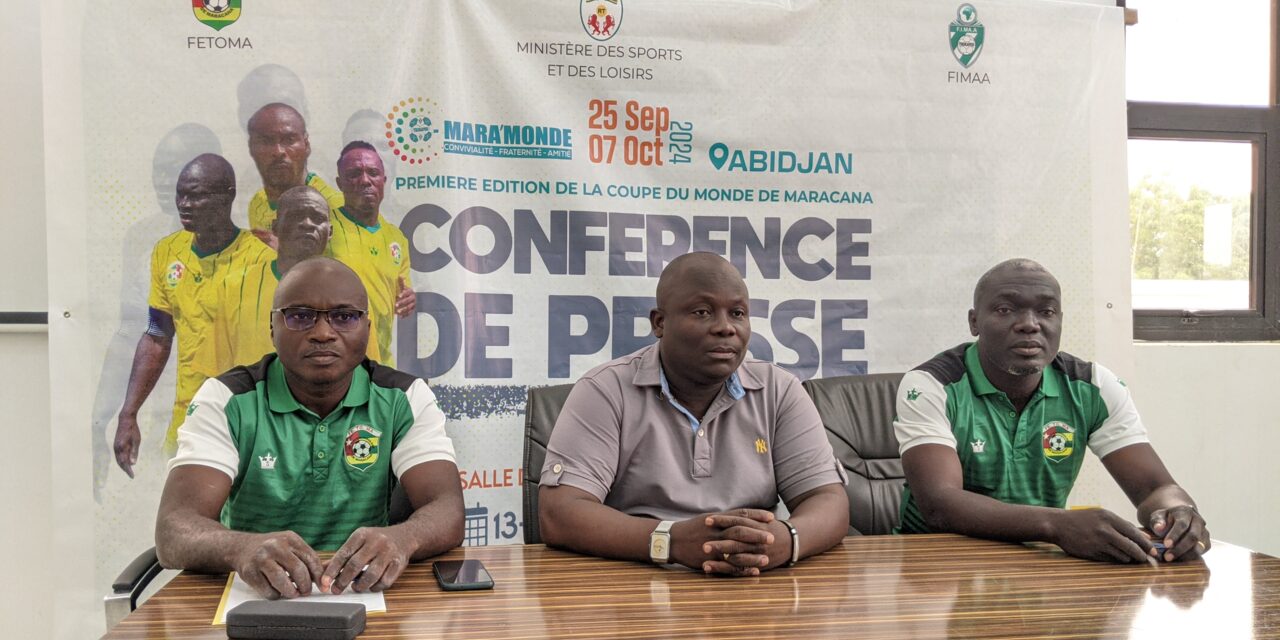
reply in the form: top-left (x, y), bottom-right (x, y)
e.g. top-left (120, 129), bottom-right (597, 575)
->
top-left (522, 383), bottom-right (576, 544)
top-left (802, 372), bottom-right (906, 536)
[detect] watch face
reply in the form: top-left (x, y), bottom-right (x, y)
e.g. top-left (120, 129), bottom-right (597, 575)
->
top-left (651, 538), bottom-right (668, 558)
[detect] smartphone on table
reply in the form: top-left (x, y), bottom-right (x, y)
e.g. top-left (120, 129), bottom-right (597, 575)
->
top-left (433, 559), bottom-right (494, 591)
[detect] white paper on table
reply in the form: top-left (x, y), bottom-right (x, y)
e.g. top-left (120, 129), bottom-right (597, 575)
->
top-left (212, 572), bottom-right (387, 625)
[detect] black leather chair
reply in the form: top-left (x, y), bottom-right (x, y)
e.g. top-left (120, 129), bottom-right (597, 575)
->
top-left (521, 383), bottom-right (575, 544)
top-left (802, 373), bottom-right (906, 536)
top-left (105, 482), bottom-right (413, 629)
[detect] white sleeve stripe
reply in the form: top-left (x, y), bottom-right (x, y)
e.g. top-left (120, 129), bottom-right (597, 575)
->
top-left (391, 378), bottom-right (456, 479)
top-left (894, 370), bottom-right (956, 456)
top-left (1086, 363), bottom-right (1149, 458)
top-left (167, 378), bottom-right (240, 481)
top-left (899, 435), bottom-right (958, 454)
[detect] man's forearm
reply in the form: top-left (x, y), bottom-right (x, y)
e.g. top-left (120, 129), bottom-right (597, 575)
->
top-left (541, 493), bottom-right (657, 562)
top-left (119, 333), bottom-right (172, 417)
top-left (770, 485), bottom-right (848, 567)
top-left (390, 491), bottom-right (466, 561)
top-left (155, 510), bottom-right (260, 572)
top-left (918, 487), bottom-right (1065, 544)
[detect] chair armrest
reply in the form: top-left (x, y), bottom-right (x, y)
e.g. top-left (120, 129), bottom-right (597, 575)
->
top-left (105, 547), bottom-right (162, 630)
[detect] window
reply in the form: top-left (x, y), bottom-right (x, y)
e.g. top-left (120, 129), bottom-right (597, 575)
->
top-left (1125, 0), bottom-right (1280, 340)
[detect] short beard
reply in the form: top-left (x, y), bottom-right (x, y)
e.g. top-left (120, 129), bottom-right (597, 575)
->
top-left (1005, 363), bottom-right (1044, 377)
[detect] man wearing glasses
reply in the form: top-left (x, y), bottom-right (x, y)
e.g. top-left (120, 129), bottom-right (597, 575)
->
top-left (155, 257), bottom-right (463, 598)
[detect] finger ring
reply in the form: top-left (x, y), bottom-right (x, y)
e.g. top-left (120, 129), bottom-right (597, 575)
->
top-left (1197, 541), bottom-right (1206, 551)
top-left (722, 553), bottom-right (731, 561)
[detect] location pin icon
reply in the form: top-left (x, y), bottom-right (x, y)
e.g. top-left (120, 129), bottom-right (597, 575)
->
top-left (708, 143), bottom-right (729, 170)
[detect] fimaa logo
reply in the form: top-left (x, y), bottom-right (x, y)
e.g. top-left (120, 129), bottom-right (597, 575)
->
top-left (192, 0), bottom-right (241, 31)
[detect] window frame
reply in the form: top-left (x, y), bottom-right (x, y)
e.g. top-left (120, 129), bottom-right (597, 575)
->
top-left (1126, 1), bottom-right (1280, 341)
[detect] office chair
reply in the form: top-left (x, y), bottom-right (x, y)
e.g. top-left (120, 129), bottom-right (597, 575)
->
top-left (801, 372), bottom-right (906, 536)
top-left (521, 383), bottom-right (575, 544)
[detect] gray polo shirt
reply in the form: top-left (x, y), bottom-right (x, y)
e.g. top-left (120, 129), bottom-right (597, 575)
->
top-left (541, 343), bottom-right (847, 521)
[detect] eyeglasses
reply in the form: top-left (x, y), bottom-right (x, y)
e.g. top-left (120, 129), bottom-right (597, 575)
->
top-left (272, 307), bottom-right (367, 332)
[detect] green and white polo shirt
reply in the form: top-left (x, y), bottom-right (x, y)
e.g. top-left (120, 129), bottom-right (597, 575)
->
top-left (893, 342), bottom-right (1147, 534)
top-left (169, 355), bottom-right (455, 550)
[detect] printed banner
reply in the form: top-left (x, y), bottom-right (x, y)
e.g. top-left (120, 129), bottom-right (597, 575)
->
top-left (52, 0), bottom-right (1125, 598)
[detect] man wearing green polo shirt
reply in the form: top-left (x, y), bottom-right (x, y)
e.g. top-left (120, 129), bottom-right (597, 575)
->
top-left (895, 259), bottom-right (1209, 564)
top-left (155, 257), bottom-right (463, 599)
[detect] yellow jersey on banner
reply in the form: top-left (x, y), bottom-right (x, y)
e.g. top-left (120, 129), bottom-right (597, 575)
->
top-left (247, 172), bottom-right (343, 232)
top-left (326, 207), bottom-right (412, 366)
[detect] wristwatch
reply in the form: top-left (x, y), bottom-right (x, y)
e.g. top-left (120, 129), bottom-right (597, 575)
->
top-left (779, 519), bottom-right (799, 567)
top-left (649, 520), bottom-right (675, 564)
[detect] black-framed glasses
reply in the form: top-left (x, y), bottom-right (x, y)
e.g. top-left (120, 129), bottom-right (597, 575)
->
top-left (272, 307), bottom-right (367, 332)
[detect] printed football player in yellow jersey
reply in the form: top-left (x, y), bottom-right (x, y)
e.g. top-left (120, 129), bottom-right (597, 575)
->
top-left (114, 154), bottom-right (262, 475)
top-left (218, 186), bottom-right (333, 368)
top-left (246, 103), bottom-right (342, 241)
top-left (328, 141), bottom-right (415, 365)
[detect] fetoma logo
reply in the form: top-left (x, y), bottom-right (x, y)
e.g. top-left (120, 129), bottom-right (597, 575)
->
top-left (384, 97), bottom-right (441, 165)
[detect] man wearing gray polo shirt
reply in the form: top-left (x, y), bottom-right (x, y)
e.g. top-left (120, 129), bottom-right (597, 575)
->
top-left (539, 252), bottom-right (849, 577)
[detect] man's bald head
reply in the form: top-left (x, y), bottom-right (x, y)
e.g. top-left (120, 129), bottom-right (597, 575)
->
top-left (247, 102), bottom-right (307, 136)
top-left (278, 185), bottom-right (328, 216)
top-left (179, 153), bottom-right (236, 192)
top-left (656, 252), bottom-right (747, 309)
top-left (175, 153), bottom-right (235, 234)
top-left (973, 258), bottom-right (1059, 308)
top-left (273, 257), bottom-right (366, 310)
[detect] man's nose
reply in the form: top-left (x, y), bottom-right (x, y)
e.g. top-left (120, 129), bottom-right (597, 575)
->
top-left (1012, 309), bottom-right (1040, 331)
top-left (710, 310), bottom-right (736, 335)
top-left (308, 314), bottom-right (339, 340)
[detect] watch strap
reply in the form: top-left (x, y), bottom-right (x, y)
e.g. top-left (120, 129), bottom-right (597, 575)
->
top-left (779, 519), bottom-right (799, 567)
top-left (650, 520), bottom-right (675, 564)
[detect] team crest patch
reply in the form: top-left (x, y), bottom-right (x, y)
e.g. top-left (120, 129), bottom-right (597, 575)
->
top-left (389, 242), bottom-right (403, 266)
top-left (192, 0), bottom-right (241, 31)
top-left (1042, 421), bottom-right (1074, 462)
top-left (165, 260), bottom-right (187, 288)
top-left (344, 425), bottom-right (382, 470)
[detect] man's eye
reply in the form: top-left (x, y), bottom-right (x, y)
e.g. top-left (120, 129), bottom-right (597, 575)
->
top-left (692, 309), bottom-right (710, 317)
top-left (1041, 309), bottom-right (1057, 317)
top-left (731, 309), bottom-right (747, 318)
top-left (331, 311), bottom-right (361, 323)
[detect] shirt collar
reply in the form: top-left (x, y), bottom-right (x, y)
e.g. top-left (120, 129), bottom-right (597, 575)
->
top-left (964, 341), bottom-right (1059, 399)
top-left (266, 356), bottom-right (372, 416)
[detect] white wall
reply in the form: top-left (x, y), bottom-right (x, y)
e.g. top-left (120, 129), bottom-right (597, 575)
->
top-left (0, 2), bottom-right (53, 638)
top-left (1130, 343), bottom-right (1280, 556)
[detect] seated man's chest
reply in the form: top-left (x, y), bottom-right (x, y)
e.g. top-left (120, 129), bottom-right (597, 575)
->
top-left (610, 392), bottom-right (779, 517)
top-left (948, 394), bottom-right (1096, 506)
top-left (230, 406), bottom-right (398, 508)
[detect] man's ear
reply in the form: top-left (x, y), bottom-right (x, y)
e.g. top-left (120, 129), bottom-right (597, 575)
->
top-left (649, 308), bottom-right (664, 338)
top-left (968, 309), bottom-right (978, 336)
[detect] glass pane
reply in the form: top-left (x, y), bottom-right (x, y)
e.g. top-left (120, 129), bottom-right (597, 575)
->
top-left (1126, 0), bottom-right (1271, 106)
top-left (1128, 139), bottom-right (1253, 310)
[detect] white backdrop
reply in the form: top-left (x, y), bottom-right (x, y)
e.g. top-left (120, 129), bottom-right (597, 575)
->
top-left (42, 1), bottom-right (1130, 635)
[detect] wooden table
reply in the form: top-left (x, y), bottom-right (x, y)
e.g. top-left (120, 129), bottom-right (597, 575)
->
top-left (105, 534), bottom-right (1280, 639)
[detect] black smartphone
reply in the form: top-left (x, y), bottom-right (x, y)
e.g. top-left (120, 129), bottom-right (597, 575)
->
top-left (432, 559), bottom-right (495, 591)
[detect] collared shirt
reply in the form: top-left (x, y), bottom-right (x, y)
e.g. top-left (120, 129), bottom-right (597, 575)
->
top-left (657, 368), bottom-right (746, 431)
top-left (247, 172), bottom-right (344, 232)
top-left (147, 228), bottom-right (264, 449)
top-left (326, 206), bottom-right (412, 366)
top-left (540, 343), bottom-right (847, 522)
top-left (169, 355), bottom-right (454, 550)
top-left (893, 342), bottom-right (1148, 534)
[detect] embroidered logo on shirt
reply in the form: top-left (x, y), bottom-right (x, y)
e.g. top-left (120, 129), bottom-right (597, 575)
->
top-left (259, 453), bottom-right (276, 470)
top-left (186, 403), bottom-right (199, 416)
top-left (389, 242), bottom-right (403, 265)
top-left (754, 438), bottom-right (768, 454)
top-left (165, 260), bottom-right (187, 288)
top-left (970, 439), bottom-right (985, 453)
top-left (906, 388), bottom-right (921, 401)
top-left (1042, 421), bottom-right (1075, 462)
top-left (344, 425), bottom-right (382, 470)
